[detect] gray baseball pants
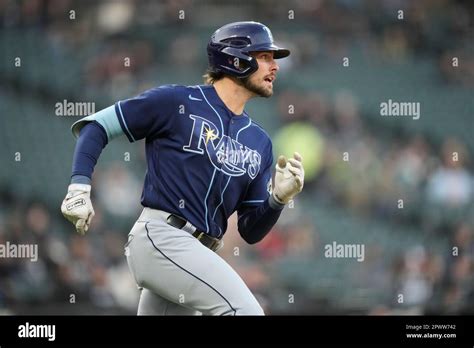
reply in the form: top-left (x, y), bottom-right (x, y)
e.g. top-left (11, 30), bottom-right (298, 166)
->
top-left (124, 208), bottom-right (264, 315)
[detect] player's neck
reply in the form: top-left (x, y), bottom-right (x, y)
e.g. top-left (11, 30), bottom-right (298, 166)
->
top-left (212, 78), bottom-right (253, 115)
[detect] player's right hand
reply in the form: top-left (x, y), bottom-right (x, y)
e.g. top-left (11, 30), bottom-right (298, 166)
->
top-left (61, 184), bottom-right (95, 235)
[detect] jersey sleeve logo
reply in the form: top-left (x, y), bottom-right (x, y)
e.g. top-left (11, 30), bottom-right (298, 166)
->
top-left (267, 178), bottom-right (272, 195)
top-left (183, 114), bottom-right (261, 179)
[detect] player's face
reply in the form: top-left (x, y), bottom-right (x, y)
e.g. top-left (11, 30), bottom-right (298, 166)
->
top-left (243, 51), bottom-right (279, 98)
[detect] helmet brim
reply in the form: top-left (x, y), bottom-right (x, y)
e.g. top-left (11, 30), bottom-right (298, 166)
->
top-left (273, 48), bottom-right (290, 59)
top-left (245, 43), bottom-right (290, 59)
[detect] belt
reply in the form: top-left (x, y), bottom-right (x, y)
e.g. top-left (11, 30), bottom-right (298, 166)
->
top-left (139, 208), bottom-right (222, 252)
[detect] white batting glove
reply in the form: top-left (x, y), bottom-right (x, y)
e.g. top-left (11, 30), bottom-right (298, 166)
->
top-left (272, 152), bottom-right (305, 204)
top-left (61, 184), bottom-right (95, 235)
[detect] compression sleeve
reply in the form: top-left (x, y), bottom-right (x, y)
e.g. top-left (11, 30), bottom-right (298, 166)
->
top-left (70, 122), bottom-right (108, 185)
top-left (237, 195), bottom-right (284, 244)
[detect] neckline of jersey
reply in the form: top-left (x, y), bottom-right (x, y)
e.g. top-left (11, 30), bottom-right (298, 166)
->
top-left (203, 85), bottom-right (249, 120)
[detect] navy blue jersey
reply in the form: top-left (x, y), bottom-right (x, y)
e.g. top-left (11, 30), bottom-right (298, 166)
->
top-left (114, 85), bottom-right (273, 238)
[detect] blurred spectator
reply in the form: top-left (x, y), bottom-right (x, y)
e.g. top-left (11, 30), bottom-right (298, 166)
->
top-left (426, 138), bottom-right (473, 207)
top-left (95, 163), bottom-right (142, 219)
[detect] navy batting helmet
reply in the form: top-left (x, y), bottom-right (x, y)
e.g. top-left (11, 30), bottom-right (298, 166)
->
top-left (207, 21), bottom-right (290, 78)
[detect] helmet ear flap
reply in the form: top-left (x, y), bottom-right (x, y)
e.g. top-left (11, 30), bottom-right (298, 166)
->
top-left (232, 58), bottom-right (252, 73)
top-left (210, 47), bottom-right (258, 78)
top-left (221, 47), bottom-right (256, 71)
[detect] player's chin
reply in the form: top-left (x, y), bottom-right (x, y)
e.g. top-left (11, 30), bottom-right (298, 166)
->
top-left (259, 83), bottom-right (274, 98)
top-left (244, 78), bottom-right (273, 98)
top-left (262, 88), bottom-right (273, 98)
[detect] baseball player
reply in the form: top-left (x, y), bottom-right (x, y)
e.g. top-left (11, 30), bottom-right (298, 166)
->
top-left (61, 21), bottom-right (305, 315)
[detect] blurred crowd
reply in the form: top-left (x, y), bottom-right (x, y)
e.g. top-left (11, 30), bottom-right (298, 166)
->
top-left (272, 83), bottom-right (474, 312)
top-left (0, 169), bottom-right (142, 314)
top-left (276, 89), bottom-right (474, 230)
top-left (1, 0), bottom-right (472, 99)
top-left (0, 0), bottom-right (473, 314)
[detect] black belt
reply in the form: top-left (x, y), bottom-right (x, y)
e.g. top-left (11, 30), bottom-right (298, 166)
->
top-left (166, 214), bottom-right (222, 252)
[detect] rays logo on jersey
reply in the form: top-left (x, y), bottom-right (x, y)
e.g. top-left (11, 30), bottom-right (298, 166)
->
top-left (183, 114), bottom-right (261, 179)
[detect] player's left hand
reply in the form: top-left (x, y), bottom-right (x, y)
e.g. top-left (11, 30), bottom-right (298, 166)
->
top-left (273, 152), bottom-right (304, 204)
